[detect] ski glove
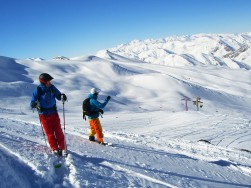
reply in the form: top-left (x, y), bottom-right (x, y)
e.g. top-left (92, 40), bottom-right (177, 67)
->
top-left (37, 105), bottom-right (43, 112)
top-left (99, 109), bottom-right (104, 114)
top-left (107, 96), bottom-right (111, 101)
top-left (31, 101), bottom-right (42, 111)
top-left (31, 101), bottom-right (38, 108)
top-left (61, 93), bottom-right (67, 101)
top-left (31, 102), bottom-right (43, 112)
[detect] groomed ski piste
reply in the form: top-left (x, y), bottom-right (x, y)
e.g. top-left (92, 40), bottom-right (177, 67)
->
top-left (1, 33), bottom-right (251, 187)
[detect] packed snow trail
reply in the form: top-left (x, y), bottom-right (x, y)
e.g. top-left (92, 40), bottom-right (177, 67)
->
top-left (101, 161), bottom-right (178, 188)
top-left (1, 116), bottom-right (251, 187)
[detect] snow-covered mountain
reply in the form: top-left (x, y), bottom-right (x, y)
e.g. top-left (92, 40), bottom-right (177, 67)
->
top-left (96, 33), bottom-right (251, 69)
top-left (26, 58), bottom-right (44, 61)
top-left (0, 33), bottom-right (251, 187)
top-left (53, 56), bottom-right (70, 60)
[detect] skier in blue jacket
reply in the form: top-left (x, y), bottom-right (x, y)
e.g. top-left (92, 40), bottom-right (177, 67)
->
top-left (87, 88), bottom-right (111, 144)
top-left (30, 73), bottom-right (67, 156)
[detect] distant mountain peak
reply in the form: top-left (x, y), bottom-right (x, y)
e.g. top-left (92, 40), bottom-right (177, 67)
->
top-left (53, 56), bottom-right (69, 60)
top-left (106, 33), bottom-right (251, 69)
top-left (26, 57), bottom-right (44, 61)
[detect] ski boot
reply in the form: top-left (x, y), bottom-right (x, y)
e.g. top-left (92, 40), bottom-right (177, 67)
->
top-left (53, 149), bottom-right (62, 157)
top-left (89, 136), bottom-right (95, 142)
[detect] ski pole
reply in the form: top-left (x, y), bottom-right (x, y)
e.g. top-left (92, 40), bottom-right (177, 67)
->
top-left (38, 113), bottom-right (50, 154)
top-left (62, 100), bottom-right (68, 156)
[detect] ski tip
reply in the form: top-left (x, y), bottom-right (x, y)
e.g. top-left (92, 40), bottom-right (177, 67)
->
top-left (54, 164), bottom-right (62, 168)
top-left (102, 142), bottom-right (113, 146)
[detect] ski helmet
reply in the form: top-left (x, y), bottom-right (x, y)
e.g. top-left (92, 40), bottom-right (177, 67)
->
top-left (39, 73), bottom-right (53, 84)
top-left (90, 88), bottom-right (101, 95)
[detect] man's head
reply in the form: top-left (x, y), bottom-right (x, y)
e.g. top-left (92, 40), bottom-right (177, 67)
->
top-left (90, 88), bottom-right (101, 95)
top-left (39, 73), bottom-right (53, 86)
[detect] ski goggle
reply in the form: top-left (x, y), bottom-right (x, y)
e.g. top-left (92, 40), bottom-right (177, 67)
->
top-left (45, 81), bottom-right (51, 86)
top-left (39, 78), bottom-right (51, 86)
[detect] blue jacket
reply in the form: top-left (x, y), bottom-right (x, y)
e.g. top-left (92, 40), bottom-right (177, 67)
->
top-left (30, 84), bottom-right (62, 114)
top-left (87, 93), bottom-right (109, 119)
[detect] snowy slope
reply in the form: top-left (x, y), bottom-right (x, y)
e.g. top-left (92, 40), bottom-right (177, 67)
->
top-left (0, 33), bottom-right (251, 187)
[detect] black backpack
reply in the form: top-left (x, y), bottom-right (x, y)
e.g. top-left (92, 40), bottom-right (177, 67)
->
top-left (82, 98), bottom-right (93, 117)
top-left (82, 98), bottom-right (104, 120)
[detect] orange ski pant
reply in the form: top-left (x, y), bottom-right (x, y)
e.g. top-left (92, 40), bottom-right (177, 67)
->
top-left (89, 118), bottom-right (104, 143)
top-left (39, 113), bottom-right (65, 151)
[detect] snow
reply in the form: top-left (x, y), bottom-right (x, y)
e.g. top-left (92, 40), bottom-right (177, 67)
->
top-left (106, 33), bottom-right (251, 69)
top-left (0, 33), bottom-right (251, 187)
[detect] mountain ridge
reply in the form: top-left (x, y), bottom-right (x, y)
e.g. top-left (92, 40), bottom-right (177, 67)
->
top-left (94, 33), bottom-right (251, 70)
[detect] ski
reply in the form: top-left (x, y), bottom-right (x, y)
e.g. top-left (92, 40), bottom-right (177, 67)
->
top-left (102, 142), bottom-right (113, 146)
top-left (90, 140), bottom-right (113, 146)
top-left (54, 161), bottom-right (62, 168)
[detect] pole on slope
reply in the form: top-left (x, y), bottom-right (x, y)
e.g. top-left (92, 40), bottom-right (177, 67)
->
top-left (193, 96), bottom-right (203, 111)
top-left (38, 112), bottom-right (50, 154)
top-left (181, 96), bottom-right (189, 111)
top-left (62, 100), bottom-right (68, 157)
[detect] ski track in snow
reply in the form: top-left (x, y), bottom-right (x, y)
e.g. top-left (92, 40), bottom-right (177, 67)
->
top-left (1, 115), bottom-right (251, 188)
top-left (101, 161), bottom-right (178, 188)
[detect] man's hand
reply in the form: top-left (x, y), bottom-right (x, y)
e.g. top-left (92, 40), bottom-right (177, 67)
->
top-left (61, 93), bottom-right (67, 101)
top-left (99, 109), bottom-right (104, 114)
top-left (31, 101), bottom-right (38, 108)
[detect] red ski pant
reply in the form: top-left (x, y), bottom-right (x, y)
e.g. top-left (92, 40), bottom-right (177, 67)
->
top-left (89, 118), bottom-right (104, 143)
top-left (39, 113), bottom-right (65, 151)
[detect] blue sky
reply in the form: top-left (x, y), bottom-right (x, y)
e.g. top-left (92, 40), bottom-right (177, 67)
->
top-left (1, 0), bottom-right (251, 59)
